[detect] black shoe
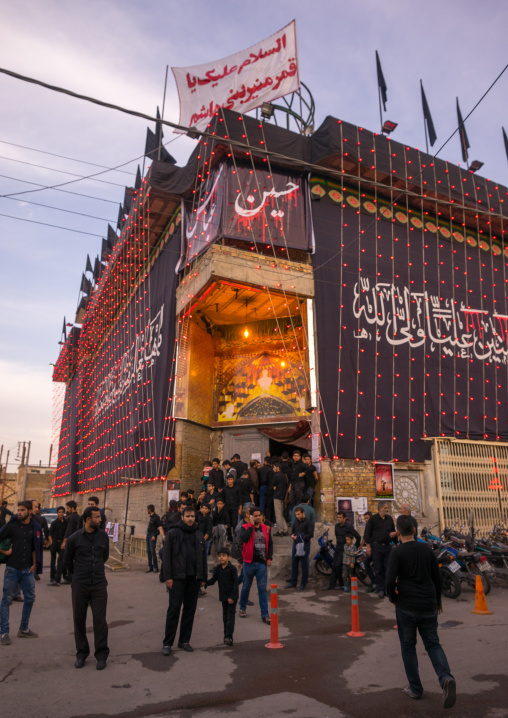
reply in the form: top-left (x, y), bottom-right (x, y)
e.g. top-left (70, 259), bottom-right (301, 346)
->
top-left (75, 657), bottom-right (86, 669)
top-left (178, 643), bottom-right (194, 652)
top-left (261, 616), bottom-right (271, 625)
top-left (246, 600), bottom-right (254, 606)
top-left (13, 596), bottom-right (24, 602)
top-left (285, 583), bottom-right (296, 589)
top-left (322, 586), bottom-right (335, 590)
top-left (297, 585), bottom-right (306, 591)
top-left (367, 586), bottom-right (376, 593)
top-left (145, 568), bottom-right (154, 573)
top-left (162, 645), bottom-right (171, 656)
top-left (224, 637), bottom-right (233, 646)
top-left (442, 677), bottom-right (456, 709)
top-left (34, 574), bottom-right (40, 581)
top-left (402, 686), bottom-right (421, 700)
top-left (96, 659), bottom-right (107, 670)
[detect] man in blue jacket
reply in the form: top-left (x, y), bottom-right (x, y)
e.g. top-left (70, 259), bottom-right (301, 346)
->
top-left (0, 500), bottom-right (44, 645)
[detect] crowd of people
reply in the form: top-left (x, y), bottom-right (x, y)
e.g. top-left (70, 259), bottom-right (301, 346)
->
top-left (0, 450), bottom-right (456, 708)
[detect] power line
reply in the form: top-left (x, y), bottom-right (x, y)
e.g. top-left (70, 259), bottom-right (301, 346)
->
top-left (0, 195), bottom-right (116, 223)
top-left (0, 138), bottom-right (136, 176)
top-left (0, 212), bottom-right (103, 237)
top-left (0, 154), bottom-right (127, 188)
top-left (0, 173), bottom-right (119, 204)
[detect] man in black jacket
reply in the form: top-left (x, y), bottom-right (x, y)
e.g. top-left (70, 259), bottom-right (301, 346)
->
top-left (162, 506), bottom-right (207, 655)
top-left (48, 506), bottom-right (68, 586)
top-left (364, 501), bottom-right (397, 598)
top-left (223, 475), bottom-right (241, 540)
top-left (324, 511), bottom-right (361, 590)
top-left (386, 514), bottom-right (456, 708)
top-left (286, 507), bottom-right (314, 590)
top-left (231, 454), bottom-right (247, 481)
top-left (64, 506), bottom-right (110, 670)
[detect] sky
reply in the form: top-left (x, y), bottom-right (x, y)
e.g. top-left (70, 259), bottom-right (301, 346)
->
top-left (0, 0), bottom-right (507, 468)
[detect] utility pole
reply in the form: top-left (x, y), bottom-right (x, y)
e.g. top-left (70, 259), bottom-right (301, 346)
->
top-left (0, 449), bottom-right (8, 503)
top-left (20, 441), bottom-right (31, 501)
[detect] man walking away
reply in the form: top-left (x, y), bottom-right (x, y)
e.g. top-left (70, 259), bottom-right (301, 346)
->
top-left (239, 507), bottom-right (273, 623)
top-left (364, 501), bottom-right (397, 598)
top-left (161, 506), bottom-right (207, 655)
top-left (146, 504), bottom-right (162, 574)
top-left (237, 470), bottom-right (254, 511)
top-left (386, 514), bottom-right (456, 708)
top-left (400, 503), bottom-right (418, 535)
top-left (286, 506), bottom-right (314, 590)
top-left (31, 501), bottom-right (49, 580)
top-left (64, 506), bottom-right (110, 669)
top-left (48, 506), bottom-right (68, 586)
top-left (0, 500), bottom-right (43, 645)
top-left (61, 500), bottom-right (81, 581)
top-left (325, 511), bottom-right (360, 590)
top-left (272, 462), bottom-right (288, 536)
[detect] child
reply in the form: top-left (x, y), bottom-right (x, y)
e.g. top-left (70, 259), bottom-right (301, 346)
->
top-left (342, 533), bottom-right (358, 592)
top-left (205, 546), bottom-right (239, 646)
top-left (201, 461), bottom-right (213, 491)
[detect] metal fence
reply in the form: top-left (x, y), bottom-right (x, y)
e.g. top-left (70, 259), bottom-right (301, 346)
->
top-left (433, 438), bottom-right (508, 536)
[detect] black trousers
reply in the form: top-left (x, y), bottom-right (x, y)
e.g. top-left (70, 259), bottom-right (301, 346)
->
top-left (222, 600), bottom-right (237, 639)
top-left (164, 577), bottom-right (201, 647)
top-left (226, 508), bottom-right (239, 540)
top-left (71, 580), bottom-right (109, 661)
top-left (50, 545), bottom-right (65, 582)
top-left (372, 543), bottom-right (392, 593)
top-left (328, 548), bottom-right (344, 588)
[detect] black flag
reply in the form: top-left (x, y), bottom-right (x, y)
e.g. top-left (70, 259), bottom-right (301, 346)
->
top-left (145, 108), bottom-right (176, 164)
top-left (420, 80), bottom-right (437, 147)
top-left (93, 256), bottom-right (103, 281)
top-left (101, 238), bottom-right (109, 262)
top-left (503, 127), bottom-right (508, 163)
top-left (135, 165), bottom-right (141, 190)
top-left (85, 254), bottom-right (93, 274)
top-left (123, 187), bottom-right (134, 215)
top-left (62, 317), bottom-right (67, 341)
top-left (80, 273), bottom-right (91, 295)
top-left (456, 98), bottom-right (470, 163)
top-left (376, 51), bottom-right (388, 112)
top-left (117, 204), bottom-right (125, 230)
top-left (107, 224), bottom-right (117, 247)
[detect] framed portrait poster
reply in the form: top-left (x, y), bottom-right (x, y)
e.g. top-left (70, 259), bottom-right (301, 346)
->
top-left (375, 462), bottom-right (394, 500)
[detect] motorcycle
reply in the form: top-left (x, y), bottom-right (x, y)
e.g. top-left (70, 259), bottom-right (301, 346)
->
top-left (313, 530), bottom-right (373, 587)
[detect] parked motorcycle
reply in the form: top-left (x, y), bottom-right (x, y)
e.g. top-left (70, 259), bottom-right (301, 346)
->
top-left (313, 530), bottom-right (373, 587)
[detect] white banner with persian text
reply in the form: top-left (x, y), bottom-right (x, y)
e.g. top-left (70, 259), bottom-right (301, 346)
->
top-left (172, 21), bottom-right (299, 132)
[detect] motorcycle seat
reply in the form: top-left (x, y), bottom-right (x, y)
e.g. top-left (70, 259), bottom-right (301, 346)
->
top-left (456, 551), bottom-right (475, 558)
top-left (490, 546), bottom-right (508, 555)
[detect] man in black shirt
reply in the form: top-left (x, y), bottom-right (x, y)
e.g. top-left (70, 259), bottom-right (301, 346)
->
top-left (302, 454), bottom-right (318, 505)
top-left (287, 450), bottom-right (307, 512)
top-left (325, 511), bottom-right (361, 590)
top-left (208, 459), bottom-right (225, 492)
top-left (0, 500), bottom-right (44, 644)
top-left (231, 454), bottom-right (247, 482)
top-left (364, 501), bottom-right (397, 598)
top-left (258, 457), bottom-right (273, 516)
top-left (400, 503), bottom-right (418, 535)
top-left (237, 471), bottom-right (254, 510)
top-left (272, 462), bottom-right (288, 536)
top-left (386, 514), bottom-right (456, 708)
top-left (223, 475), bottom-right (241, 540)
top-left (286, 507), bottom-right (314, 590)
top-left (146, 504), bottom-right (162, 574)
top-left (162, 506), bottom-right (207, 655)
top-left (0, 500), bottom-right (13, 528)
top-left (64, 506), bottom-right (110, 670)
top-left (48, 506), bottom-right (68, 586)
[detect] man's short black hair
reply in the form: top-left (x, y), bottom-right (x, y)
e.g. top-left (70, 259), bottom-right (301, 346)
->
top-left (57, 505), bottom-right (65, 512)
top-left (337, 511), bottom-right (346, 519)
top-left (18, 500), bottom-right (32, 511)
top-left (264, 456), bottom-right (271, 464)
top-left (241, 471), bottom-right (249, 478)
top-left (82, 505), bottom-right (100, 522)
top-left (292, 450), bottom-right (302, 456)
top-left (1, 500), bottom-right (8, 506)
top-left (302, 453), bottom-right (311, 460)
top-left (147, 504), bottom-right (155, 512)
top-left (281, 451), bottom-right (289, 460)
top-left (182, 505), bottom-right (196, 516)
top-left (212, 457), bottom-right (220, 464)
top-left (249, 460), bottom-right (257, 468)
top-left (223, 460), bottom-right (231, 466)
top-left (232, 453), bottom-right (241, 461)
top-left (249, 506), bottom-right (261, 515)
top-left (187, 489), bottom-right (195, 495)
top-left (66, 500), bottom-right (77, 510)
top-left (363, 511), bottom-right (372, 518)
top-left (272, 461), bottom-right (281, 468)
top-left (88, 496), bottom-right (99, 505)
top-left (226, 473), bottom-right (235, 480)
top-left (396, 514), bottom-right (416, 537)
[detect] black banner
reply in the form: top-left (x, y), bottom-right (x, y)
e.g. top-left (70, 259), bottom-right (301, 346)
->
top-left (184, 162), bottom-right (309, 262)
top-left (313, 187), bottom-right (508, 463)
top-left (53, 233), bottom-right (180, 494)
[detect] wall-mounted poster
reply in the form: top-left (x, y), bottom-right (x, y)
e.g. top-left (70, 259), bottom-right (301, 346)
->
top-left (375, 462), bottom-right (394, 500)
top-left (337, 497), bottom-right (354, 526)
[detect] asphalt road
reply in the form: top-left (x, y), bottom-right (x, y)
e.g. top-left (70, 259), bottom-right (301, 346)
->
top-left (0, 558), bottom-right (507, 718)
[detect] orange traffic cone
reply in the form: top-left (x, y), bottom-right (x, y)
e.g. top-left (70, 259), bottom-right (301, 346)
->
top-left (472, 574), bottom-right (492, 615)
top-left (347, 577), bottom-right (365, 637)
top-left (265, 584), bottom-right (284, 649)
